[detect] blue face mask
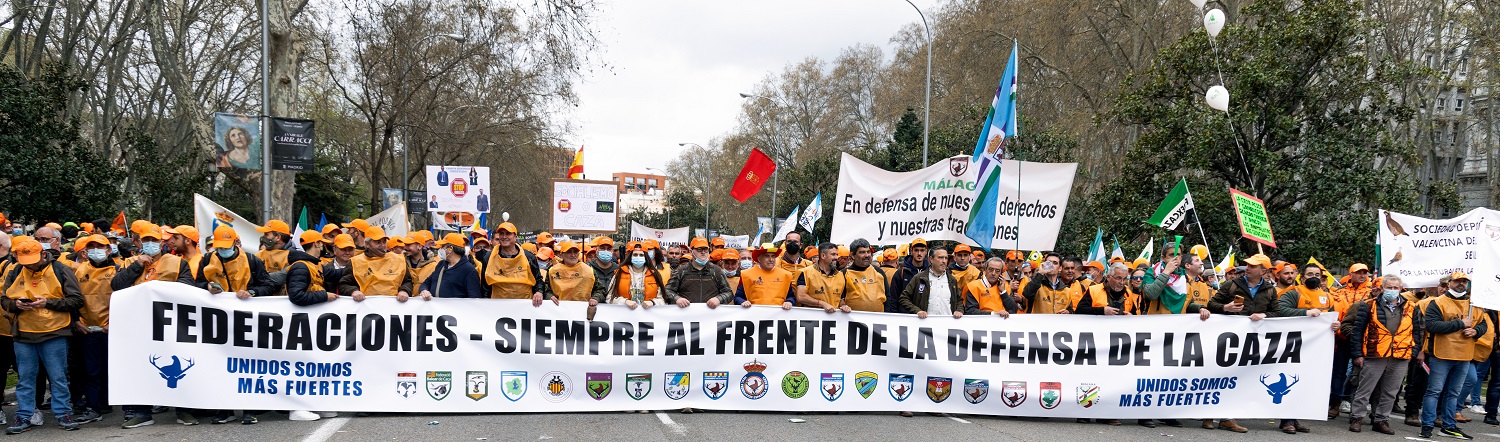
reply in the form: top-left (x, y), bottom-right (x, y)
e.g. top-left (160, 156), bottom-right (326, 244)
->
top-left (1383, 289), bottom-right (1401, 301)
top-left (141, 241), bottom-right (162, 256)
top-left (631, 256), bottom-right (646, 268)
top-left (217, 248), bottom-right (236, 259)
top-left (740, 260), bottom-right (753, 270)
top-left (110, 243), bottom-right (118, 255)
top-left (694, 257), bottom-right (709, 267)
top-left (597, 250), bottom-right (614, 263)
top-left (87, 249), bottom-right (109, 262)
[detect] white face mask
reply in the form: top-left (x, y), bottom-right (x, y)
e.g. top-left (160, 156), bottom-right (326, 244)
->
top-left (740, 260), bottom-right (753, 270)
top-left (436, 248), bottom-right (448, 261)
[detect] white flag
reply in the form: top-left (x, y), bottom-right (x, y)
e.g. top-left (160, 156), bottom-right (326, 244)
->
top-left (772, 206), bottom-right (801, 245)
top-left (1138, 239), bottom-right (1155, 262)
top-left (193, 194), bottom-right (262, 251)
top-left (367, 202), bottom-right (410, 238)
top-left (798, 193), bottom-right (823, 233)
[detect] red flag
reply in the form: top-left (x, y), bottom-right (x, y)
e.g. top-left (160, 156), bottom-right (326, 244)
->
top-left (568, 145), bottom-right (584, 179)
top-left (730, 148), bottom-right (777, 203)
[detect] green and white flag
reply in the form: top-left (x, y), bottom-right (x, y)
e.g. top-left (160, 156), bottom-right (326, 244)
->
top-left (1138, 238), bottom-right (1154, 263)
top-left (1146, 179), bottom-right (1195, 229)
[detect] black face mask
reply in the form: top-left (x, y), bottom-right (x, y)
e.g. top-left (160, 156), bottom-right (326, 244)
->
top-left (1304, 277), bottom-right (1322, 289)
top-left (261, 237), bottom-right (279, 250)
top-left (784, 241), bottom-right (802, 255)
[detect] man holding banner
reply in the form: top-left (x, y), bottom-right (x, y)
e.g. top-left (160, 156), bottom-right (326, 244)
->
top-left (483, 222), bottom-right (547, 303)
top-left (842, 239), bottom-right (887, 313)
top-left (336, 227), bottom-right (416, 302)
top-left (663, 238), bottom-right (733, 308)
top-left (794, 243), bottom-right (846, 313)
top-left (194, 226), bottom-right (273, 301)
top-left (735, 245), bottom-right (795, 310)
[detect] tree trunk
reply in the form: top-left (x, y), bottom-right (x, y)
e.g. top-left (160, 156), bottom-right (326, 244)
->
top-left (264, 0), bottom-right (309, 220)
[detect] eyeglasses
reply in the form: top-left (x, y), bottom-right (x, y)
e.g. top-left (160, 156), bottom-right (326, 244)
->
top-left (1129, 276), bottom-right (1144, 281)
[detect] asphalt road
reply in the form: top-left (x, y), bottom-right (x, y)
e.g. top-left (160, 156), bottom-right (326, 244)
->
top-left (19, 408), bottom-right (1500, 442)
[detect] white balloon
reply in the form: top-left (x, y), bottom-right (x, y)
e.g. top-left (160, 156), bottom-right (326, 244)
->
top-left (1204, 9), bottom-right (1226, 38)
top-left (1189, 0), bottom-right (1206, 9)
top-left (1205, 85), bottom-right (1230, 112)
top-left (502, 212), bottom-right (511, 222)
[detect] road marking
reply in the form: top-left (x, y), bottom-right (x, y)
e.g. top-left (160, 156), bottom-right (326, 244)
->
top-left (654, 411), bottom-right (688, 435)
top-left (302, 416), bottom-right (353, 442)
top-left (949, 416), bottom-right (972, 424)
top-left (1481, 434), bottom-right (1500, 438)
top-left (1405, 437), bottom-right (1435, 442)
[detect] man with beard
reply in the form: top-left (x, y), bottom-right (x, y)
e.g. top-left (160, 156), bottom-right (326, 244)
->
top-left (841, 239), bottom-right (887, 313)
top-left (1419, 273), bottom-right (1488, 440)
top-left (793, 243), bottom-right (845, 312)
top-left (776, 232), bottom-right (811, 274)
top-left (950, 245), bottom-right (980, 290)
top-left (1274, 264), bottom-right (1346, 433)
top-left (884, 238), bottom-right (928, 313)
top-left (336, 227), bottom-right (414, 302)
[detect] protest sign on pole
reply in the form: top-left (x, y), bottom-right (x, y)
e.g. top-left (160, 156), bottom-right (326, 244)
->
top-left (1377, 208), bottom-right (1494, 289)
top-left (1228, 188), bottom-right (1276, 248)
top-left (112, 281), bottom-right (1334, 418)
top-left (630, 221), bottom-right (689, 247)
top-left (425, 165), bottom-right (491, 213)
top-left (831, 153), bottom-right (1075, 250)
top-left (551, 179), bottom-right (619, 234)
top-left (193, 194), bottom-right (262, 251)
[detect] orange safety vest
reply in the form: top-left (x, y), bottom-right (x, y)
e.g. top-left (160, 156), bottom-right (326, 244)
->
top-left (135, 254), bottom-right (184, 285)
top-left (842, 266), bottom-right (887, 313)
top-left (1359, 298), bottom-right (1415, 360)
top-left (485, 250), bottom-right (536, 299)
top-left (1428, 296), bottom-right (1488, 362)
top-left (290, 261), bottom-right (326, 292)
top-left (740, 266), bottom-right (793, 306)
top-left (1077, 283), bottom-right (1140, 314)
top-left (259, 249), bottom-right (290, 273)
top-left (614, 267), bottom-right (662, 302)
top-left (352, 252), bottom-right (408, 296)
top-left (202, 251), bottom-right (252, 292)
top-left (4, 262), bottom-right (72, 334)
top-left (798, 265), bottom-right (845, 308)
top-left (75, 261), bottom-right (117, 328)
top-left (964, 279), bottom-right (1011, 313)
top-left (547, 262), bottom-right (596, 301)
top-left (410, 259), bottom-right (439, 288)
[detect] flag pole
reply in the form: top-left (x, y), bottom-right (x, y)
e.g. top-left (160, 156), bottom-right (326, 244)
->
top-left (1185, 181), bottom-right (1211, 252)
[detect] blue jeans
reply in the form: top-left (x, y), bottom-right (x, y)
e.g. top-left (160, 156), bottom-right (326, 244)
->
top-left (15, 337), bottom-right (71, 420)
top-left (1425, 357), bottom-right (1470, 428)
top-left (1468, 360), bottom-right (1488, 405)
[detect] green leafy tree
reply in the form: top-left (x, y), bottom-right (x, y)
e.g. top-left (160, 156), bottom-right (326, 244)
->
top-left (1103, 0), bottom-right (1419, 265)
top-left (0, 63), bottom-right (124, 224)
top-left (121, 127), bottom-right (209, 226)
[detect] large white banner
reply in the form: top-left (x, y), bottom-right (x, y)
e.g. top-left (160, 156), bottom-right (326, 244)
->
top-left (193, 194), bottom-right (262, 251)
top-left (366, 202), bottom-right (409, 238)
top-left (111, 281), bottom-right (1332, 418)
top-left (1376, 208), bottom-right (1499, 288)
top-left (425, 165), bottom-right (491, 213)
top-left (719, 234), bottom-right (750, 250)
top-left (551, 179), bottom-right (620, 233)
top-left (630, 221), bottom-right (689, 247)
top-left (831, 154), bottom-right (1076, 250)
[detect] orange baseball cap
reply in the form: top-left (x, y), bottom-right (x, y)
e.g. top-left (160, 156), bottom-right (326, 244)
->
top-left (387, 236), bottom-right (408, 249)
top-left (882, 248), bottom-right (897, 261)
top-left (414, 230), bottom-right (434, 244)
top-left (1451, 271), bottom-right (1471, 281)
top-left (690, 237), bottom-right (710, 249)
top-left (138, 224), bottom-right (163, 241)
top-left (537, 232), bottom-right (554, 243)
top-left (625, 241), bottom-right (644, 251)
top-left (1349, 263), bottom-right (1370, 274)
top-left (973, 250), bottom-right (986, 259)
top-left (321, 224), bottom-right (343, 235)
top-left (711, 237), bottom-right (726, 247)
top-left (910, 238), bottom-right (927, 247)
top-left (803, 247), bottom-right (816, 259)
top-left (1242, 253), bottom-right (1272, 268)
top-left (299, 230), bottom-right (328, 245)
top-left (211, 225), bottom-right (238, 248)
top-left (79, 222), bottom-right (94, 234)
top-left (521, 242), bottom-right (537, 253)
top-left (954, 244), bottom-right (971, 254)
top-left (593, 236), bottom-right (615, 247)
top-left (644, 239), bottom-right (660, 250)
top-left (496, 222), bottom-right (518, 234)
top-left (557, 241), bottom-right (581, 253)
top-left (13, 236), bottom-right (42, 265)
top-left (1005, 250), bottom-right (1023, 260)
top-left (333, 233), bottom-right (356, 249)
top-left (78, 234), bottom-right (111, 250)
top-left (130, 219), bottom-right (153, 236)
top-left (173, 225), bottom-right (200, 242)
top-left (1087, 261), bottom-right (1105, 271)
top-left (432, 233), bottom-right (462, 249)
top-left (537, 247), bottom-right (554, 261)
top-left (256, 220), bottom-right (290, 235)
top-left (365, 226), bottom-right (388, 241)
top-left (838, 245), bottom-right (850, 257)
top-left (721, 248), bottom-right (741, 260)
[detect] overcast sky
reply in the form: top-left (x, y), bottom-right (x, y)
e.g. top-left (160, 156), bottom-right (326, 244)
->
top-left (570, 0), bottom-right (939, 183)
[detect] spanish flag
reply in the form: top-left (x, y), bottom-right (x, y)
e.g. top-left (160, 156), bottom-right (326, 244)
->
top-left (568, 145), bottom-right (584, 179)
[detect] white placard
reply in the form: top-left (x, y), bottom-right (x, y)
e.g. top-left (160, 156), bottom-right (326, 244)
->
top-left (630, 221), bottom-right (690, 247)
top-left (551, 179), bottom-right (619, 233)
top-left (193, 194), bottom-right (262, 251)
top-left (425, 165), bottom-right (491, 213)
top-left (830, 153), bottom-right (1076, 250)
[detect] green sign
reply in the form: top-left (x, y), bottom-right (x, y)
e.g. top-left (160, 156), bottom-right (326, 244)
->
top-left (1229, 188), bottom-right (1276, 248)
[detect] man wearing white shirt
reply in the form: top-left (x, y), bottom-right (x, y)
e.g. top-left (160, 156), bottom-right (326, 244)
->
top-left (898, 248), bottom-right (973, 319)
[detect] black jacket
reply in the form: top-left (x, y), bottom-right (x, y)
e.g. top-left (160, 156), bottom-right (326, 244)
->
top-left (664, 262), bottom-right (733, 304)
top-left (192, 249), bottom-right (275, 297)
top-left (286, 251), bottom-right (332, 306)
top-left (885, 257), bottom-right (929, 313)
top-left (419, 257), bottom-right (484, 298)
top-left (898, 270), bottom-right (977, 315)
top-left (588, 258), bottom-right (620, 299)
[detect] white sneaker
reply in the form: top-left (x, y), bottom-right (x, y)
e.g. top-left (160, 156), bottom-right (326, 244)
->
top-left (1470, 404), bottom-right (1486, 414)
top-left (316, 411), bottom-right (338, 418)
top-left (28, 414), bottom-right (41, 426)
top-left (288, 410), bottom-right (321, 421)
top-left (1340, 401), bottom-right (1351, 413)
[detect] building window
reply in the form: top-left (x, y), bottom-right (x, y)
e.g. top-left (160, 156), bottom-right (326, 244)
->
top-left (1455, 99), bottom-right (1464, 113)
top-left (648, 179), bottom-right (658, 188)
top-left (1437, 97), bottom-right (1446, 109)
top-left (626, 177), bottom-right (635, 184)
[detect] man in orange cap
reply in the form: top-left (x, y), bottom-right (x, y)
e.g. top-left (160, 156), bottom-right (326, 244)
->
top-left (68, 234), bottom-right (117, 425)
top-left (31, 225), bottom-right (73, 268)
top-left (950, 244), bottom-right (979, 289)
top-left (403, 234), bottom-right (438, 288)
top-left (586, 236), bottom-right (618, 300)
top-left (545, 241), bottom-right (594, 302)
top-left (337, 226), bottom-right (414, 303)
top-left (165, 225), bottom-right (203, 279)
top-left (710, 237), bottom-right (726, 251)
top-left (715, 248), bottom-right (746, 292)
top-left (112, 226), bottom-right (193, 287)
top-left (1200, 253), bottom-right (1278, 433)
top-left (418, 233), bottom-right (483, 299)
top-left (323, 234), bottom-right (357, 286)
top-left (287, 230), bottom-right (337, 306)
top-left (483, 222), bottom-right (548, 304)
top-left (735, 244), bottom-right (795, 310)
top-left (836, 245), bottom-right (851, 270)
top-left (884, 238), bottom-right (929, 313)
top-left (665, 237), bottom-right (733, 308)
top-left (193, 226), bottom-right (273, 302)
top-left (320, 224), bottom-right (343, 243)
top-left (344, 219), bottom-right (370, 247)
top-left (1021, 253), bottom-right (1084, 314)
top-left (254, 220), bottom-right (294, 274)
top-left (535, 232), bottom-right (556, 253)
top-left (1273, 262), bottom-right (1299, 297)
top-left (2, 236), bottom-right (85, 431)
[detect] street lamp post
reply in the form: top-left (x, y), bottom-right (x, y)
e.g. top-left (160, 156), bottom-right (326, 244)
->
top-left (645, 167), bottom-right (669, 228)
top-left (679, 143), bottom-right (711, 233)
top-left (401, 33), bottom-right (467, 206)
top-left (738, 93), bottom-right (788, 221)
top-left (903, 0), bottom-right (933, 166)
